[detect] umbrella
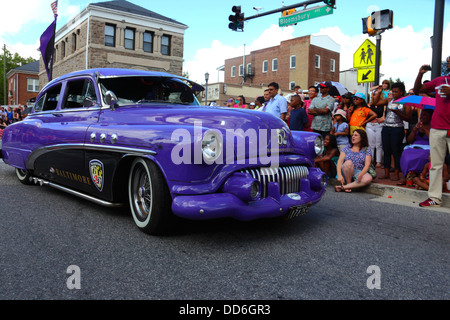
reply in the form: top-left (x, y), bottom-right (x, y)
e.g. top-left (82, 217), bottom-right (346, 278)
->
top-left (318, 81), bottom-right (349, 97)
top-left (394, 95), bottom-right (435, 110)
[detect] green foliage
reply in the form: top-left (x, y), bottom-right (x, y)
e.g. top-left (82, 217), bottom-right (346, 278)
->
top-left (0, 47), bottom-right (36, 104)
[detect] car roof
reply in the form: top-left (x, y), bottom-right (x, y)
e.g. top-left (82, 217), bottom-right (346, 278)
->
top-left (42, 68), bottom-right (204, 92)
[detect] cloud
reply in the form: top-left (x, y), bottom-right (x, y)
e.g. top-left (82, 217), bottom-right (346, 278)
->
top-left (184, 24), bottom-right (295, 84)
top-left (0, 0), bottom-right (85, 60)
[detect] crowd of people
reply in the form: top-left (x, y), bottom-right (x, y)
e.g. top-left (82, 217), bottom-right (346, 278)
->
top-left (0, 105), bottom-right (28, 139)
top-left (220, 56), bottom-right (450, 203)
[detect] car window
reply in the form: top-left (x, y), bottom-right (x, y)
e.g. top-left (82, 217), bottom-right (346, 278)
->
top-left (63, 79), bottom-right (98, 109)
top-left (34, 83), bottom-right (62, 112)
top-left (99, 76), bottom-right (199, 106)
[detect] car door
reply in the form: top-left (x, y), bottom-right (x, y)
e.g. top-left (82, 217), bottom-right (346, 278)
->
top-left (31, 77), bottom-right (101, 193)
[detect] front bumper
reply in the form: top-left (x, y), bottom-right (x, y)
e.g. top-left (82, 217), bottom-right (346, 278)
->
top-left (171, 168), bottom-right (327, 221)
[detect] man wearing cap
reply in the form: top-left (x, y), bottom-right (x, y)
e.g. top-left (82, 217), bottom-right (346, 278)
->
top-left (308, 82), bottom-right (335, 138)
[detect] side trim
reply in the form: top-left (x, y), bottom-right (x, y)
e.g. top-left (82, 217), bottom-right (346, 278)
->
top-left (26, 143), bottom-right (157, 170)
top-left (32, 176), bottom-right (123, 208)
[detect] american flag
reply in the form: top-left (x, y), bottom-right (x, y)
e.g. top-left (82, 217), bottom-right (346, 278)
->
top-left (51, 0), bottom-right (58, 16)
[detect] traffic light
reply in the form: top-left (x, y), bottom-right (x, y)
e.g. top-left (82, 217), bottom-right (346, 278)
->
top-left (229, 6), bottom-right (244, 31)
top-left (372, 9), bottom-right (394, 30)
top-left (362, 16), bottom-right (376, 36)
top-left (323, 0), bottom-right (335, 7)
top-left (363, 10), bottom-right (394, 36)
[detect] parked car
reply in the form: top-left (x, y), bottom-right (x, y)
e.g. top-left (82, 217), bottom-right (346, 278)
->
top-left (0, 68), bottom-right (327, 235)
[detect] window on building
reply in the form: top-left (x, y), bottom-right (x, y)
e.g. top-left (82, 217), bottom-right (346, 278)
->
top-left (61, 41), bottom-right (66, 59)
top-left (143, 31), bottom-right (153, 53)
top-left (239, 65), bottom-right (244, 76)
top-left (161, 35), bottom-right (171, 55)
top-left (27, 79), bottom-right (39, 93)
top-left (330, 59), bottom-right (336, 72)
top-left (289, 82), bottom-right (296, 90)
top-left (290, 55), bottom-right (296, 69)
top-left (315, 55), bottom-right (320, 69)
top-left (124, 28), bottom-right (135, 50)
top-left (247, 63), bottom-right (252, 75)
top-left (72, 33), bottom-right (77, 53)
top-left (262, 60), bottom-right (268, 73)
top-left (231, 66), bottom-right (236, 77)
top-left (272, 58), bottom-right (278, 71)
top-left (105, 24), bottom-right (116, 47)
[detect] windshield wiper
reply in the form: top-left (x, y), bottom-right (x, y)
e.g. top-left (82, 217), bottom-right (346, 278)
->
top-left (136, 99), bottom-right (175, 104)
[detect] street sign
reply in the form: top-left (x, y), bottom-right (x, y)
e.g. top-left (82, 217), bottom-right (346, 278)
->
top-left (357, 67), bottom-right (376, 83)
top-left (279, 5), bottom-right (333, 27)
top-left (353, 39), bottom-right (381, 69)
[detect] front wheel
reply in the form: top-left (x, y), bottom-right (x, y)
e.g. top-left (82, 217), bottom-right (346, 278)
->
top-left (16, 168), bottom-right (33, 185)
top-left (128, 158), bottom-right (173, 235)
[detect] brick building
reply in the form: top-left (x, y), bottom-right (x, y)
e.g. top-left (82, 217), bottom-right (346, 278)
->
top-left (39, 0), bottom-right (187, 88)
top-left (6, 60), bottom-right (40, 106)
top-left (224, 35), bottom-right (340, 92)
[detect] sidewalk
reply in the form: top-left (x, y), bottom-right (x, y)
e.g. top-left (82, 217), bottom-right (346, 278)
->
top-left (329, 166), bottom-right (450, 209)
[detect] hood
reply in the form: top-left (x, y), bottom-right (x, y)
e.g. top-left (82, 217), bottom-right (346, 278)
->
top-left (98, 104), bottom-right (295, 160)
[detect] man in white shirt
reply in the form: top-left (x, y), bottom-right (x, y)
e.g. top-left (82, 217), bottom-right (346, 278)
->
top-left (263, 82), bottom-right (287, 121)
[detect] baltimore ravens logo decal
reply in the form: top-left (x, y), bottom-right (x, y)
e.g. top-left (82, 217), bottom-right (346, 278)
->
top-left (90, 160), bottom-right (104, 192)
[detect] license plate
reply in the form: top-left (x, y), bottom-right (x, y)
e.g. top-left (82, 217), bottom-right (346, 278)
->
top-left (286, 205), bottom-right (309, 219)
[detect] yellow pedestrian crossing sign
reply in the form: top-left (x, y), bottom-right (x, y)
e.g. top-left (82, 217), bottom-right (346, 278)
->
top-left (353, 39), bottom-right (381, 69)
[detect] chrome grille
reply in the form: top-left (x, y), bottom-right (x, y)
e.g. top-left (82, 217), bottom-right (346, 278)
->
top-left (241, 165), bottom-right (309, 198)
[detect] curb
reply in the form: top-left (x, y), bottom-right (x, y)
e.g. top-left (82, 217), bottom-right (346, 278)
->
top-left (328, 179), bottom-right (450, 209)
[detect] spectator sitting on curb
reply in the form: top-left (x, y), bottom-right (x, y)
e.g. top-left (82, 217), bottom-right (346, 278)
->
top-left (335, 129), bottom-right (373, 193)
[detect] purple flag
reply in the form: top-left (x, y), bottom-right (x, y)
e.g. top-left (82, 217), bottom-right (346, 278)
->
top-left (39, 16), bottom-right (57, 81)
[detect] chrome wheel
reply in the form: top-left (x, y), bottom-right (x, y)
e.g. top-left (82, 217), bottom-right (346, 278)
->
top-left (130, 160), bottom-right (153, 223)
top-left (128, 158), bottom-right (172, 235)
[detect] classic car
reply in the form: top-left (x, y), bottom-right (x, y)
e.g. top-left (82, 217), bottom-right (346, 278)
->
top-left (0, 68), bottom-right (327, 235)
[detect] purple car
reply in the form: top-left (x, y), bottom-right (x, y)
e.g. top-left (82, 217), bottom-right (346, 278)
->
top-left (0, 68), bottom-right (327, 235)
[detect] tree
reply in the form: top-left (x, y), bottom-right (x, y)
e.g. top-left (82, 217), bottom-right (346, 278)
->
top-left (0, 47), bottom-right (36, 104)
top-left (388, 77), bottom-right (405, 89)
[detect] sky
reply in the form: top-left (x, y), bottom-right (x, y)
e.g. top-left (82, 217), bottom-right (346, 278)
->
top-left (1, 0), bottom-right (449, 90)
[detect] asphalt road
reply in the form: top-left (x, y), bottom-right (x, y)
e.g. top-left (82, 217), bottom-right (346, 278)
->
top-left (0, 161), bottom-right (448, 301)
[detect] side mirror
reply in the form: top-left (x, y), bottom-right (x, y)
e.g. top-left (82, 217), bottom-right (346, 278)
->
top-left (104, 91), bottom-right (118, 110)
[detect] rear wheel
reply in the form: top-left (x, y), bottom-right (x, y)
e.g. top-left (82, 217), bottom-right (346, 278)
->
top-left (16, 168), bottom-right (33, 185)
top-left (128, 158), bottom-right (173, 235)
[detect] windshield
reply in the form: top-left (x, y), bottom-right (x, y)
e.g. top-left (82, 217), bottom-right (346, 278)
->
top-left (99, 76), bottom-right (201, 106)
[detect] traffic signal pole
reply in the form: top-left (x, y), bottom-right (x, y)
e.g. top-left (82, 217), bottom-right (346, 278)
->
top-left (242, 0), bottom-right (335, 22)
top-left (431, 0), bottom-right (444, 79)
top-left (374, 33), bottom-right (382, 85)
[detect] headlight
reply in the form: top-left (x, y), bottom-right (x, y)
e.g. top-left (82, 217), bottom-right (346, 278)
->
top-left (314, 135), bottom-right (324, 156)
top-left (202, 130), bottom-right (223, 164)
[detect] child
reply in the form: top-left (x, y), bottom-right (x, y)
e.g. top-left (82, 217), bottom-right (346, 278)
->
top-left (287, 95), bottom-right (308, 131)
top-left (314, 134), bottom-right (339, 179)
top-left (330, 109), bottom-right (349, 151)
top-left (413, 156), bottom-right (449, 191)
